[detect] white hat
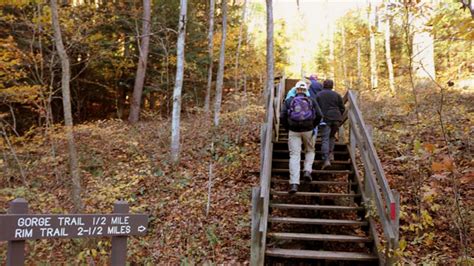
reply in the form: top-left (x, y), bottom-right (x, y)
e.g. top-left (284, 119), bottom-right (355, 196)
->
top-left (295, 81), bottom-right (308, 90)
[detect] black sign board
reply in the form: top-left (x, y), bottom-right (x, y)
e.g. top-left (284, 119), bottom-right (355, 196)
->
top-left (0, 214), bottom-right (148, 241)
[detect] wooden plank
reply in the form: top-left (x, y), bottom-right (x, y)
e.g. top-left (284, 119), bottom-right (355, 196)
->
top-left (271, 179), bottom-right (356, 186)
top-left (257, 82), bottom-right (278, 265)
top-left (271, 190), bottom-right (361, 197)
top-left (272, 159), bottom-right (351, 164)
top-left (273, 79), bottom-right (283, 142)
top-left (272, 169), bottom-right (352, 175)
top-left (268, 232), bottom-right (372, 242)
top-left (266, 248), bottom-right (378, 261)
top-left (260, 122), bottom-right (272, 198)
top-left (270, 203), bottom-right (363, 211)
top-left (347, 91), bottom-right (395, 208)
top-left (347, 146), bottom-right (384, 263)
top-left (354, 130), bottom-right (395, 242)
top-left (358, 140), bottom-right (395, 242)
top-left (250, 187), bottom-right (262, 265)
top-left (268, 217), bottom-right (368, 226)
top-left (338, 124), bottom-right (346, 144)
top-left (388, 190), bottom-right (401, 264)
top-left (349, 120), bottom-right (357, 162)
top-left (272, 150), bottom-right (349, 154)
top-left (349, 110), bottom-right (396, 244)
top-left (341, 108), bottom-right (349, 124)
top-left (272, 141), bottom-right (347, 146)
top-left (392, 190), bottom-right (400, 244)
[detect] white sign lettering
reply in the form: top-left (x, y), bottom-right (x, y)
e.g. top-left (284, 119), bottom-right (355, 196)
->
top-left (0, 214), bottom-right (148, 241)
top-left (17, 217), bottom-right (51, 227)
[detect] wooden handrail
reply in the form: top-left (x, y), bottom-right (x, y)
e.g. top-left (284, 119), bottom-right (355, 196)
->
top-left (342, 90), bottom-right (399, 260)
top-left (346, 91), bottom-right (396, 212)
top-left (251, 76), bottom-right (285, 265)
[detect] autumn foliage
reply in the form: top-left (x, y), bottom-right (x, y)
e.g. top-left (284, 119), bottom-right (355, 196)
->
top-left (0, 0), bottom-right (473, 264)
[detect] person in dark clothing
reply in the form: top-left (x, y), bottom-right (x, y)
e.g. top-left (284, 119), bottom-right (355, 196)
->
top-left (308, 74), bottom-right (323, 99)
top-left (280, 81), bottom-right (323, 193)
top-left (316, 79), bottom-right (345, 169)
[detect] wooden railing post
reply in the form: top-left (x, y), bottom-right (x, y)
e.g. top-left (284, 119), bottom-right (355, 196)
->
top-left (349, 123), bottom-right (356, 158)
top-left (111, 201), bottom-right (129, 266)
top-left (7, 198), bottom-right (28, 266)
top-left (260, 123), bottom-right (266, 171)
top-left (338, 125), bottom-right (345, 144)
top-left (364, 125), bottom-right (375, 198)
top-left (250, 187), bottom-right (262, 265)
top-left (393, 190), bottom-right (400, 245)
top-left (389, 190), bottom-right (400, 264)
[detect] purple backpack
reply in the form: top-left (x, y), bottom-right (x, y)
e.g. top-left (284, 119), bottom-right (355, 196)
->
top-left (288, 95), bottom-right (315, 122)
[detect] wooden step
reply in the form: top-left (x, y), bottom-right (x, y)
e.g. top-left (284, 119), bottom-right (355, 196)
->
top-left (271, 190), bottom-right (361, 197)
top-left (273, 150), bottom-right (348, 155)
top-left (273, 159), bottom-right (351, 165)
top-left (275, 139), bottom-right (346, 144)
top-left (273, 139), bottom-right (347, 143)
top-left (268, 232), bottom-right (372, 242)
top-left (272, 169), bottom-right (352, 175)
top-left (266, 248), bottom-right (378, 261)
top-left (269, 217), bottom-right (368, 226)
top-left (270, 203), bottom-right (363, 211)
top-left (278, 139), bottom-right (339, 143)
top-left (271, 179), bottom-right (356, 186)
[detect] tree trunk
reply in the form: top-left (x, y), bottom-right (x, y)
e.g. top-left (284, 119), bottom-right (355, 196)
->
top-left (369, 2), bottom-right (378, 89)
top-left (384, 15), bottom-right (396, 93)
top-left (116, 86), bottom-right (127, 119)
top-left (171, 0), bottom-right (188, 163)
top-left (213, 0), bottom-right (228, 127)
top-left (149, 92), bottom-right (156, 110)
top-left (341, 25), bottom-right (348, 88)
top-left (328, 25), bottom-right (335, 78)
top-left (265, 0), bottom-right (274, 109)
top-left (357, 39), bottom-right (362, 88)
top-left (50, 0), bottom-right (82, 212)
top-left (412, 9), bottom-right (435, 83)
top-left (117, 31), bottom-right (130, 119)
top-left (204, 0), bottom-right (216, 113)
top-left (128, 0), bottom-right (151, 124)
top-left (234, 0), bottom-right (247, 92)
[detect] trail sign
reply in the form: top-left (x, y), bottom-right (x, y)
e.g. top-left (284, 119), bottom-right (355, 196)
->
top-left (1, 198), bottom-right (149, 266)
top-left (0, 213), bottom-right (148, 241)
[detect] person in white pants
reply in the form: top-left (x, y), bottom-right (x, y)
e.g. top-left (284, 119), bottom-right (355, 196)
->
top-left (280, 81), bottom-right (323, 194)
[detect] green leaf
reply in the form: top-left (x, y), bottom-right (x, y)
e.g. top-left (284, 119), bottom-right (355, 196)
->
top-left (399, 238), bottom-right (407, 252)
top-left (413, 139), bottom-right (421, 154)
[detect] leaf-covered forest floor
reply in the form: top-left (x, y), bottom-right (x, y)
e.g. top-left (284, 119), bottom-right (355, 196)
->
top-left (0, 94), bottom-right (263, 264)
top-left (0, 86), bottom-right (473, 264)
top-left (359, 85), bottom-right (473, 264)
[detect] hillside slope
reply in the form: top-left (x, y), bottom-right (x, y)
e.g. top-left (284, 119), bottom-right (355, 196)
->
top-left (1, 101), bottom-right (263, 264)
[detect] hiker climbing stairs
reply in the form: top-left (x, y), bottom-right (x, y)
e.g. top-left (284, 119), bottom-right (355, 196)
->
top-left (264, 128), bottom-right (378, 265)
top-left (251, 78), bottom-right (400, 265)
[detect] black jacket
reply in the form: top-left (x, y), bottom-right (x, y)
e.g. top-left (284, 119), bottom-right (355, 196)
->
top-left (316, 88), bottom-right (345, 122)
top-left (280, 93), bottom-right (323, 132)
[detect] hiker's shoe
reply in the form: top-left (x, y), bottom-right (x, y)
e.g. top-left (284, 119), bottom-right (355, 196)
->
top-left (322, 159), bottom-right (331, 170)
top-left (329, 152), bottom-right (335, 161)
top-left (303, 171), bottom-right (312, 183)
top-left (289, 184), bottom-right (298, 194)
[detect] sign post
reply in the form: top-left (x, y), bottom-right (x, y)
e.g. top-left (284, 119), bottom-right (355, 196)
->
top-left (111, 201), bottom-right (128, 266)
top-left (0, 198), bottom-right (148, 265)
top-left (7, 198), bottom-right (28, 266)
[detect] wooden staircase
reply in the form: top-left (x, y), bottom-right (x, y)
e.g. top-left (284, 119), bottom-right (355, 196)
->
top-left (264, 129), bottom-right (378, 265)
top-left (251, 78), bottom-right (399, 266)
